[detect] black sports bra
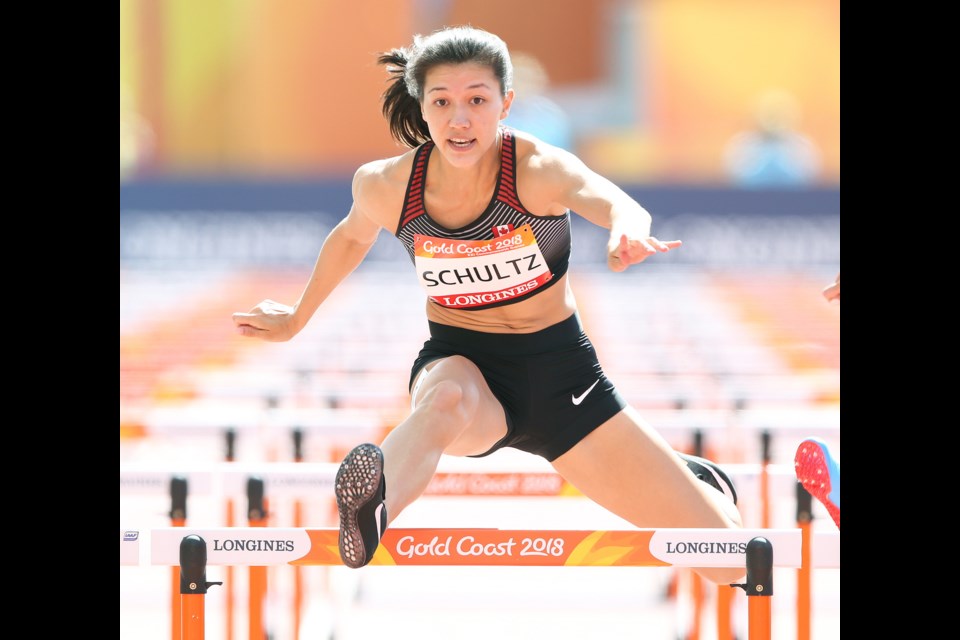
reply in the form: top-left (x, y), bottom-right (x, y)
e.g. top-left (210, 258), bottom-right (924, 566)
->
top-left (395, 128), bottom-right (571, 310)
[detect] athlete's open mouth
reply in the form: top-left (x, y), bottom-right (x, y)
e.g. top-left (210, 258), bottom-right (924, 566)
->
top-left (448, 138), bottom-right (476, 149)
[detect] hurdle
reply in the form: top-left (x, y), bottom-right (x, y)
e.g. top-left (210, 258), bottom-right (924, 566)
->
top-left (121, 456), bottom-right (837, 639)
top-left (130, 526), bottom-right (836, 640)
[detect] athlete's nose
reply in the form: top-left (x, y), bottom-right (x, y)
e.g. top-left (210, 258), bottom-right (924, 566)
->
top-left (449, 105), bottom-right (470, 128)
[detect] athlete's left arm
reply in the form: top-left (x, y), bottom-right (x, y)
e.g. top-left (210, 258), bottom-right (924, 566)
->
top-left (536, 147), bottom-right (681, 272)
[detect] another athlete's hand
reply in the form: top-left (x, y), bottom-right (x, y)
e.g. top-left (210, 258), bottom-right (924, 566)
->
top-left (232, 299), bottom-right (299, 342)
top-left (822, 272), bottom-right (840, 303)
top-left (607, 234), bottom-right (682, 272)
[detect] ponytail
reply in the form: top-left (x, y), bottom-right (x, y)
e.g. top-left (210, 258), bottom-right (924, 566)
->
top-left (378, 50), bottom-right (431, 148)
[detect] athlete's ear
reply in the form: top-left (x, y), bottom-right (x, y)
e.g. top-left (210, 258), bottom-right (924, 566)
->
top-left (500, 89), bottom-right (515, 121)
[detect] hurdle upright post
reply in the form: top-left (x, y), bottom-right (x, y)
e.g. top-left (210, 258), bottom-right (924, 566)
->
top-left (687, 426), bottom-right (705, 640)
top-left (716, 582), bottom-right (737, 640)
top-left (733, 536), bottom-right (773, 640)
top-left (795, 481), bottom-right (814, 640)
top-left (691, 426), bottom-right (702, 458)
top-left (247, 476), bottom-right (268, 640)
top-left (760, 430), bottom-right (772, 529)
top-left (223, 428), bottom-right (236, 640)
top-left (169, 476), bottom-right (187, 640)
top-left (291, 428), bottom-right (305, 640)
top-left (179, 534), bottom-right (222, 640)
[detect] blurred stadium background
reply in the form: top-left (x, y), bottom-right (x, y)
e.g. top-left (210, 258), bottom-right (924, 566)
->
top-left (120, 1), bottom-right (839, 639)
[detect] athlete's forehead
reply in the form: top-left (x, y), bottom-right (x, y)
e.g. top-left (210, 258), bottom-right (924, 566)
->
top-left (423, 63), bottom-right (500, 95)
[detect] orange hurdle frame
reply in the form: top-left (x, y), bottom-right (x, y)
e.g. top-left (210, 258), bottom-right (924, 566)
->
top-left (122, 456), bottom-right (834, 640)
top-left (173, 531), bottom-right (778, 640)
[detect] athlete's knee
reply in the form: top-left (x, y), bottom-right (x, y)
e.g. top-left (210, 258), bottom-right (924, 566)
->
top-left (425, 378), bottom-right (464, 409)
top-left (417, 378), bottom-right (479, 427)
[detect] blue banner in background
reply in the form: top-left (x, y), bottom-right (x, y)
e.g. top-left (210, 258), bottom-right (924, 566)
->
top-left (120, 179), bottom-right (839, 268)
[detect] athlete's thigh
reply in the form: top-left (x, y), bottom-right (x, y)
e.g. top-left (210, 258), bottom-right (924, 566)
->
top-left (550, 407), bottom-right (707, 525)
top-left (412, 355), bottom-right (509, 455)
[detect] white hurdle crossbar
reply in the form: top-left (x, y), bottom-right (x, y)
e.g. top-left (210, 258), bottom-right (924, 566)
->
top-left (122, 526), bottom-right (840, 568)
top-left (120, 461), bottom-right (803, 499)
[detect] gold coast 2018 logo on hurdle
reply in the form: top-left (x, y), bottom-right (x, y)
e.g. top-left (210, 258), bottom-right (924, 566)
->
top-left (148, 527), bottom-right (804, 568)
top-left (395, 533), bottom-right (565, 560)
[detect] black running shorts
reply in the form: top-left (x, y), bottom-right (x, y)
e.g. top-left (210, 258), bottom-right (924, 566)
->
top-left (409, 313), bottom-right (627, 461)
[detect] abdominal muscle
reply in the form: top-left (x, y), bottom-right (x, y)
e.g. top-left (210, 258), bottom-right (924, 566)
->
top-left (425, 274), bottom-right (578, 333)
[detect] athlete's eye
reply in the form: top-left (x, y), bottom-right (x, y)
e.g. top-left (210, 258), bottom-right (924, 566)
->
top-left (470, 96), bottom-right (486, 106)
top-left (433, 99), bottom-right (448, 108)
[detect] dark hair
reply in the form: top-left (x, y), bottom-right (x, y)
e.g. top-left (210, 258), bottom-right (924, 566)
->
top-left (379, 26), bottom-right (514, 148)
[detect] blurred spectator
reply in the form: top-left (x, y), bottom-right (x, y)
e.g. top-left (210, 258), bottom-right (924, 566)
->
top-left (723, 89), bottom-right (821, 187)
top-left (504, 52), bottom-right (573, 151)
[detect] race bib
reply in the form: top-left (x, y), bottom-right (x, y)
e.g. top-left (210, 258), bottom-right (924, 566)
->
top-left (414, 224), bottom-right (553, 309)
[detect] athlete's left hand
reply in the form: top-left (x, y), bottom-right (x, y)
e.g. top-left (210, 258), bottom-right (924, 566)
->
top-left (607, 234), bottom-right (682, 272)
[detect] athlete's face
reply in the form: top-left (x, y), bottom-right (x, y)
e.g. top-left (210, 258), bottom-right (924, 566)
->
top-left (421, 63), bottom-right (514, 167)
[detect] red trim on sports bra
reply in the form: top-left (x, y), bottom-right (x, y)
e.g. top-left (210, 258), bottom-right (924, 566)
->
top-left (495, 129), bottom-right (524, 211)
top-left (400, 141), bottom-right (433, 227)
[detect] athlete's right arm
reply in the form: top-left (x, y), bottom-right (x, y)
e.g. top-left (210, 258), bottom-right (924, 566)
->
top-left (232, 164), bottom-right (386, 341)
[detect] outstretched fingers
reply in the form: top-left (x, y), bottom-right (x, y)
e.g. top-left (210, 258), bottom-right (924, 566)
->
top-left (231, 299), bottom-right (295, 341)
top-left (232, 313), bottom-right (267, 335)
top-left (609, 235), bottom-right (682, 271)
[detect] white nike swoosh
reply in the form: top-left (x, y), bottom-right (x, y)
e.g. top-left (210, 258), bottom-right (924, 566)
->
top-left (374, 502), bottom-right (386, 539)
top-left (572, 379), bottom-right (601, 406)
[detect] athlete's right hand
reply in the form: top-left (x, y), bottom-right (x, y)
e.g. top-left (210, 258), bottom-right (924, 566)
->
top-left (232, 299), bottom-right (298, 342)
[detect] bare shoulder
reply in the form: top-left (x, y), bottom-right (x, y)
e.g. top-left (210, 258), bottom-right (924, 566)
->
top-left (511, 128), bottom-right (580, 170)
top-left (352, 149), bottom-right (418, 228)
top-left (510, 128), bottom-right (589, 215)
